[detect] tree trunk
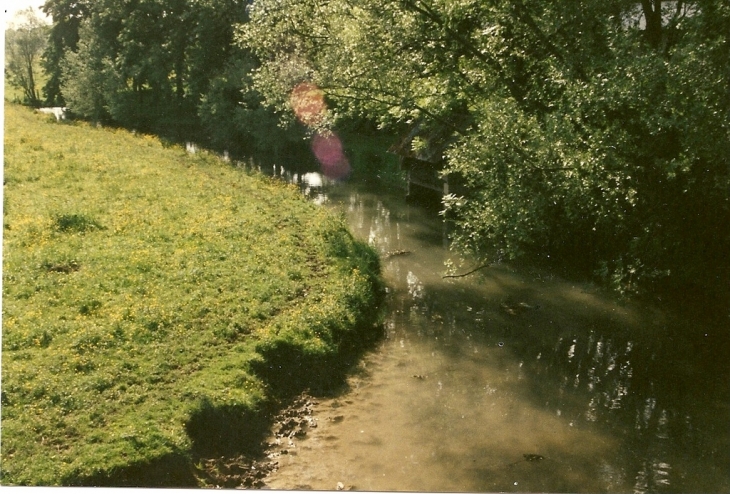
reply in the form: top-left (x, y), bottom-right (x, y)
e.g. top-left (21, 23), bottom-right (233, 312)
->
top-left (23, 52), bottom-right (39, 105)
top-left (641, 0), bottom-right (663, 48)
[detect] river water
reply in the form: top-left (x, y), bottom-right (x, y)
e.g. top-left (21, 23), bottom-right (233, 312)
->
top-left (261, 167), bottom-right (729, 492)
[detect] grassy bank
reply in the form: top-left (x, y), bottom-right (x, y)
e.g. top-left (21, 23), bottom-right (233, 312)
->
top-left (1, 104), bottom-right (384, 485)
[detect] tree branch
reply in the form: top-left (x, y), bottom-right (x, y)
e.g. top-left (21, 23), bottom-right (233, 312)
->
top-left (511, 0), bottom-right (587, 82)
top-left (399, 0), bottom-right (528, 105)
top-left (442, 263), bottom-right (491, 278)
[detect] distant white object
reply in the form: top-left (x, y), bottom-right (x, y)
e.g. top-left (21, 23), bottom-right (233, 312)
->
top-left (37, 107), bottom-right (67, 121)
top-left (185, 142), bottom-right (198, 154)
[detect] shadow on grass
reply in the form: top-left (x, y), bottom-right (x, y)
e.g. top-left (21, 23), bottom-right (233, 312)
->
top-left (186, 400), bottom-right (278, 459)
top-left (65, 451), bottom-right (197, 487)
top-left (182, 320), bottom-right (386, 483)
top-left (250, 323), bottom-right (386, 400)
top-left (69, 319), bottom-right (385, 487)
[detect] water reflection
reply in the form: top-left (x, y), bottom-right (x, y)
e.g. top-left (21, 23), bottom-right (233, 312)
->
top-left (406, 272), bottom-right (423, 299)
top-left (262, 174), bottom-right (729, 492)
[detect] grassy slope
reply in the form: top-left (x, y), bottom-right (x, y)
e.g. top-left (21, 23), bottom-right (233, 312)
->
top-left (1, 104), bottom-right (383, 485)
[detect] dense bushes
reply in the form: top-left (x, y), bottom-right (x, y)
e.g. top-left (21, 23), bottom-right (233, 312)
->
top-left (243, 0), bottom-right (730, 303)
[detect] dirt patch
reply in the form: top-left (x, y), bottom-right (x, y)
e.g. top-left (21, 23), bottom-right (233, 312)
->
top-left (194, 393), bottom-right (319, 488)
top-left (195, 455), bottom-right (277, 489)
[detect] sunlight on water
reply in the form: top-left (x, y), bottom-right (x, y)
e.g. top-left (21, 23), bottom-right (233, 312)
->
top-left (263, 180), bottom-right (729, 492)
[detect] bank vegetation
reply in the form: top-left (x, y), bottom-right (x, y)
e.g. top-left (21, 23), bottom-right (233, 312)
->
top-left (1, 104), bottom-right (384, 485)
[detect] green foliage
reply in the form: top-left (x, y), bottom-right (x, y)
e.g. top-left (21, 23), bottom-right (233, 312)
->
top-left (41, 0), bottom-right (90, 106)
top-left (48, 0), bottom-right (251, 140)
top-left (243, 0), bottom-right (730, 299)
top-left (2, 104), bottom-right (383, 485)
top-left (43, 0), bottom-right (300, 150)
top-left (59, 20), bottom-right (118, 123)
top-left (198, 56), bottom-right (304, 157)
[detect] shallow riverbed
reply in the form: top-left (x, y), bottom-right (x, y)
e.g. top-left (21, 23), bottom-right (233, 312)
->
top-left (262, 172), bottom-right (729, 492)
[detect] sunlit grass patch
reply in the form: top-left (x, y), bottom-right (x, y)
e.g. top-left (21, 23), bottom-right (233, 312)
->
top-left (2, 104), bottom-right (383, 485)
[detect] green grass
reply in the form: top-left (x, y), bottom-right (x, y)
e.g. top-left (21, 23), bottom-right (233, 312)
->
top-left (1, 104), bottom-right (384, 485)
top-left (4, 80), bottom-right (26, 105)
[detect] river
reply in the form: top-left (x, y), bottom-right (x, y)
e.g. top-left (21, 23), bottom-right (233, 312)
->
top-left (258, 165), bottom-right (729, 492)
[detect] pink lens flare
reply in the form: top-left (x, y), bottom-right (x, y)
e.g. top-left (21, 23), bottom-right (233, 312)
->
top-left (312, 132), bottom-right (351, 179)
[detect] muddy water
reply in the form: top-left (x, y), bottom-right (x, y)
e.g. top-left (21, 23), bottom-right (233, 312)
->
top-left (265, 173), bottom-right (729, 492)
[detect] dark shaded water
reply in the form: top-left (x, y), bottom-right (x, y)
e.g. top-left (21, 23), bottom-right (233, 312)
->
top-left (261, 167), bottom-right (729, 492)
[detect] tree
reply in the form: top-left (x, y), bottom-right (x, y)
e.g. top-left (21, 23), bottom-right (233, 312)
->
top-left (198, 54), bottom-right (304, 158)
top-left (60, 19), bottom-right (122, 123)
top-left (5, 8), bottom-right (49, 106)
top-left (54, 0), bottom-right (254, 140)
top-left (41, 0), bottom-right (91, 106)
top-left (242, 0), bottom-right (730, 301)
